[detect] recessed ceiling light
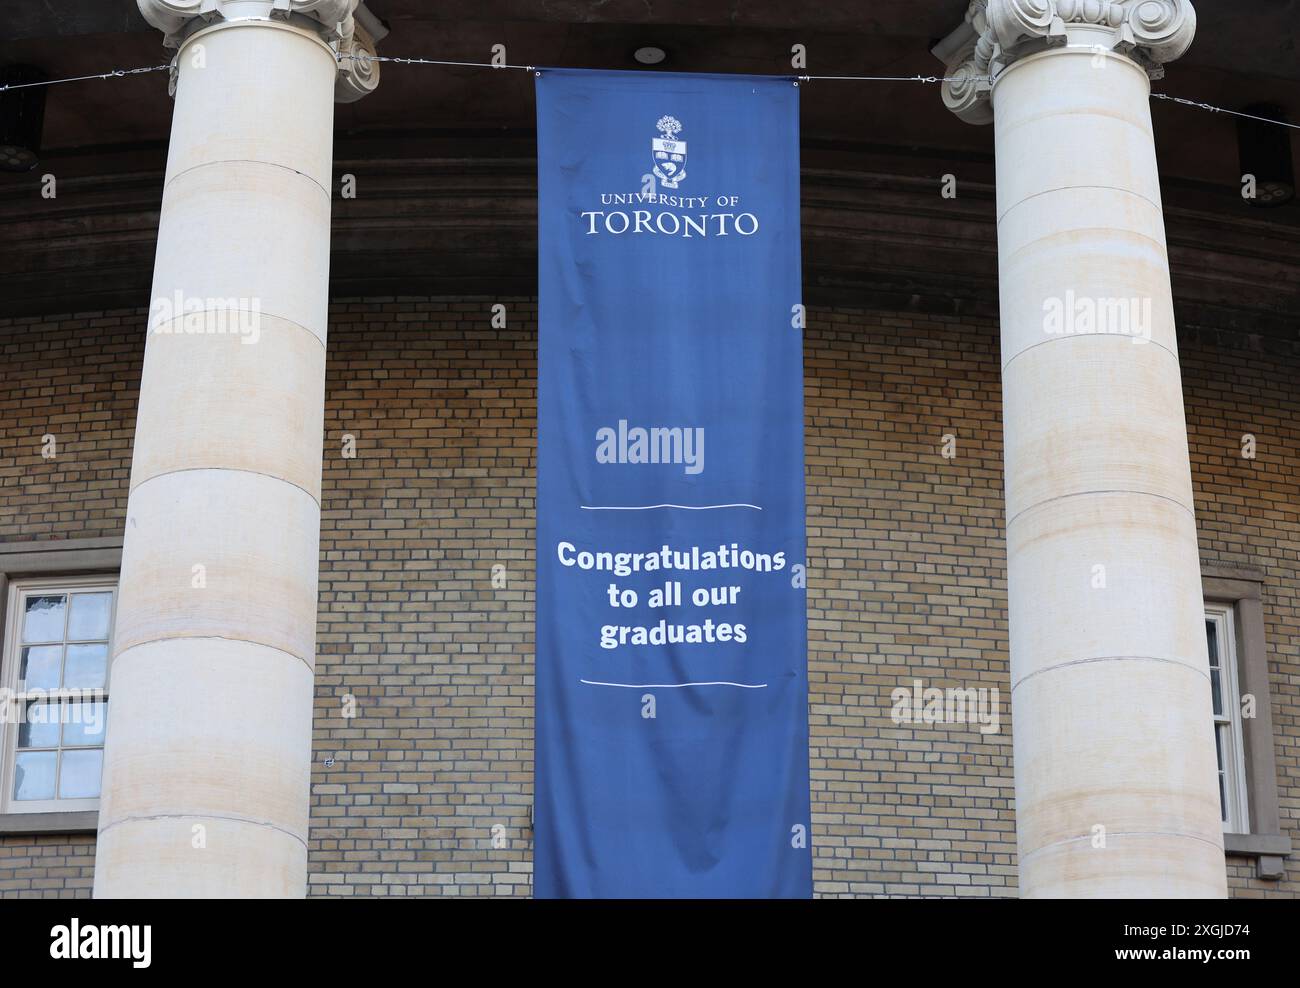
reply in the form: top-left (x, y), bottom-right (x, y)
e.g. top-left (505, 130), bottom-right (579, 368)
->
top-left (1237, 103), bottom-right (1294, 208)
top-left (634, 46), bottom-right (667, 66)
top-left (0, 65), bottom-right (46, 173)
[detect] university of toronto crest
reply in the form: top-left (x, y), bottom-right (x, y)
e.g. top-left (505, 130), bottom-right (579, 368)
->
top-left (652, 115), bottom-right (687, 189)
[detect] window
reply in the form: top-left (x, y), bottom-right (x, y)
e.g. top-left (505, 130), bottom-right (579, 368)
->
top-left (1200, 569), bottom-right (1291, 878)
top-left (1205, 603), bottom-right (1249, 833)
top-left (0, 576), bottom-right (116, 813)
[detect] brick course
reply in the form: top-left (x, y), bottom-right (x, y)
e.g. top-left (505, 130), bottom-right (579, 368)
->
top-left (0, 299), bottom-right (1294, 897)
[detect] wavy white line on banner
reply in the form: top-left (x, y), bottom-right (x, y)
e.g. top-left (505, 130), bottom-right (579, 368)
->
top-left (580, 679), bottom-right (768, 689)
top-left (579, 503), bottom-right (762, 511)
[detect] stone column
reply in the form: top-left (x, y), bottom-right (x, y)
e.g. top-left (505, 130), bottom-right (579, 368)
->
top-left (94, 1), bottom-right (379, 898)
top-left (937, 0), bottom-right (1226, 897)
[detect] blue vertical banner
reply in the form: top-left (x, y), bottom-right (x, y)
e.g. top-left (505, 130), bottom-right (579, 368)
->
top-left (534, 69), bottom-right (810, 898)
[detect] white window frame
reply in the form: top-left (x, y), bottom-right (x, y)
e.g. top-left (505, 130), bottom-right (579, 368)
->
top-left (0, 574), bottom-right (117, 815)
top-left (1205, 602), bottom-right (1249, 834)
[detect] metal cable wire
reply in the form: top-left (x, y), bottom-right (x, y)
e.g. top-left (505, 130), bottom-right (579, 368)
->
top-left (2, 56), bottom-right (1296, 132)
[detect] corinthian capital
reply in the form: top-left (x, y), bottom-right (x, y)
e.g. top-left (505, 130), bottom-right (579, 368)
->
top-left (933, 0), bottom-right (1196, 124)
top-left (136, 0), bottom-right (385, 102)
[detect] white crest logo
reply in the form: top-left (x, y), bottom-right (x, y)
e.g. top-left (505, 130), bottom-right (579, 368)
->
top-left (652, 115), bottom-right (687, 189)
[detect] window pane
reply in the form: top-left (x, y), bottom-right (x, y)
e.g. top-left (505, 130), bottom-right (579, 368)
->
top-left (58, 749), bottom-right (103, 799)
top-left (1215, 727), bottom-right (1227, 821)
top-left (17, 700), bottom-right (59, 748)
top-left (19, 644), bottom-right (61, 690)
top-left (67, 592), bottom-right (112, 641)
top-left (61, 701), bottom-right (107, 747)
top-left (13, 750), bottom-right (56, 800)
top-left (22, 594), bottom-right (66, 643)
top-left (64, 643), bottom-right (108, 690)
top-left (1206, 620), bottom-right (1223, 715)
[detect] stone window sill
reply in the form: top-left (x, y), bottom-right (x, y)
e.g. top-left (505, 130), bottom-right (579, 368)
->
top-left (1224, 832), bottom-right (1291, 880)
top-left (0, 810), bottom-right (98, 836)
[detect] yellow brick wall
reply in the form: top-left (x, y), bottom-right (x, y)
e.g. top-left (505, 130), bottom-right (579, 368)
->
top-left (1183, 328), bottom-right (1300, 897)
top-left (0, 300), bottom-right (1295, 897)
top-left (0, 834), bottom-right (96, 898)
top-left (0, 314), bottom-right (137, 542)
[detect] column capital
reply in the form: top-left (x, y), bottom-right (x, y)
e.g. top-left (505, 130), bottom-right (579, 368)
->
top-left (136, 0), bottom-right (386, 102)
top-left (933, 0), bottom-right (1196, 124)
